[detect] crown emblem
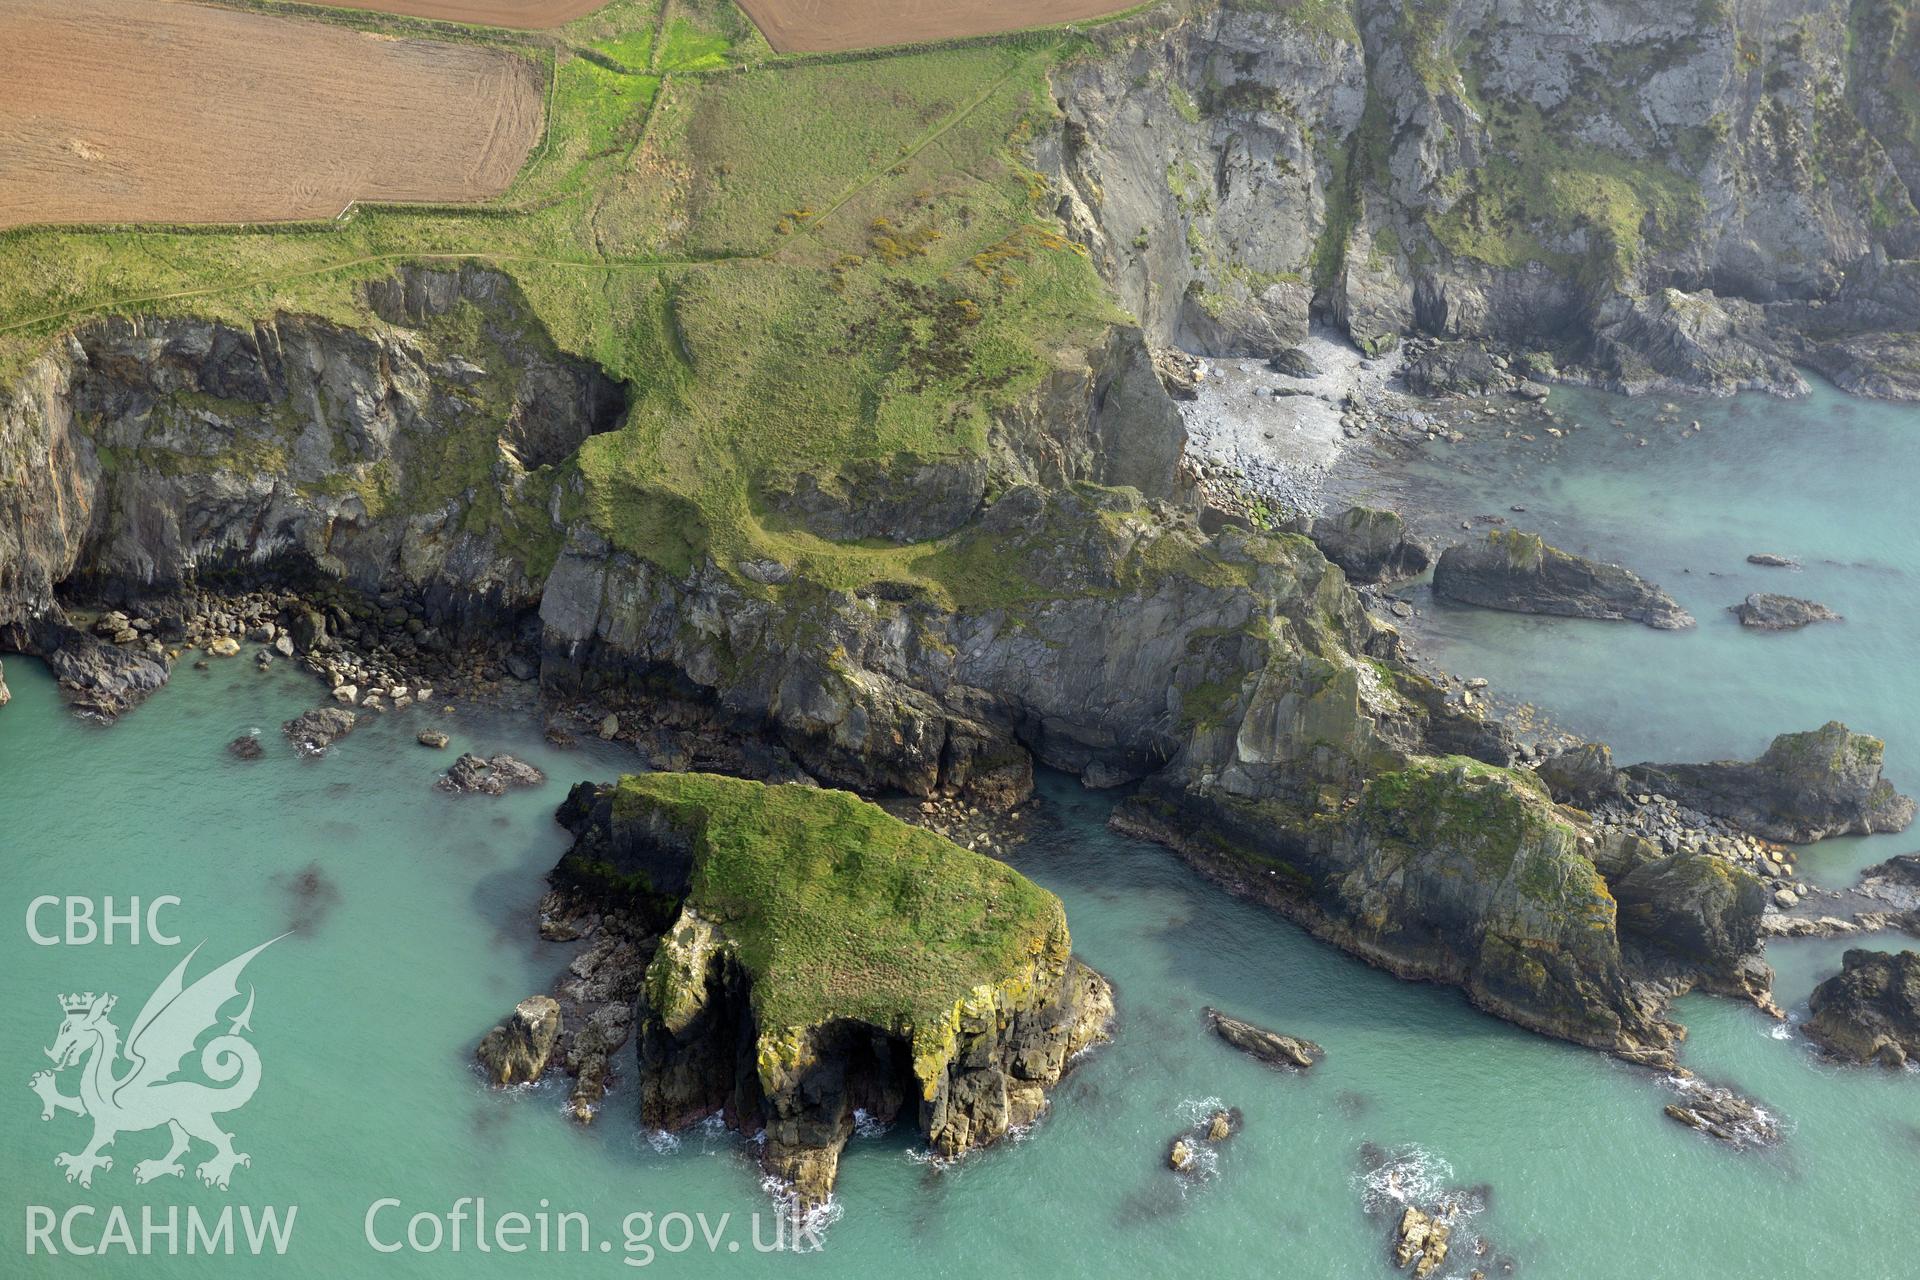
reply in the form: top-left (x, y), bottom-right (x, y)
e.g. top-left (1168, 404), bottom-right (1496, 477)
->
top-left (60, 992), bottom-right (107, 1014)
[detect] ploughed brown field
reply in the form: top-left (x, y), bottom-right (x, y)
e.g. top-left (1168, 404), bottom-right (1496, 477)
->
top-left (0, 0), bottom-right (544, 229)
top-left (315, 0), bottom-right (610, 27)
top-left (734, 0), bottom-right (1140, 52)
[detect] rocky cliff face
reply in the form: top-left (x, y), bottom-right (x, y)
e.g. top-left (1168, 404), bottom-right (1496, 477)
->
top-left (1049, 0), bottom-right (1920, 396)
top-left (0, 265), bottom-right (622, 643)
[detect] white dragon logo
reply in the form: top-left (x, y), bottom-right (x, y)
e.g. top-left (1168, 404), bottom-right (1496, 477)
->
top-left (28, 937), bottom-right (282, 1190)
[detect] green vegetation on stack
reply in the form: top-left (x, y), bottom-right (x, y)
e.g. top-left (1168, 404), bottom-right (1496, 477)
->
top-left (619, 772), bottom-right (1061, 1034)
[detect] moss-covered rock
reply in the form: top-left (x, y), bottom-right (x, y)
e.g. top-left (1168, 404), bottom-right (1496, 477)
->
top-left (562, 773), bottom-right (1112, 1209)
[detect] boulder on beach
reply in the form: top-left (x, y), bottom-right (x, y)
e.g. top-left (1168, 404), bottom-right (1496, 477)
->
top-left (39, 626), bottom-right (170, 719)
top-left (1729, 592), bottom-right (1840, 630)
top-left (1205, 1007), bottom-right (1322, 1069)
top-left (1805, 949), bottom-right (1920, 1067)
top-left (1624, 721), bottom-right (1915, 843)
top-left (1266, 346), bottom-right (1322, 379)
top-left (1433, 531), bottom-right (1694, 629)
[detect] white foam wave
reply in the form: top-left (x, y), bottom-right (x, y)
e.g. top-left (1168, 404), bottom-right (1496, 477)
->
top-left (758, 1177), bottom-right (843, 1251)
top-left (1176, 1095), bottom-right (1227, 1126)
top-left (1353, 1145), bottom-right (1466, 1218)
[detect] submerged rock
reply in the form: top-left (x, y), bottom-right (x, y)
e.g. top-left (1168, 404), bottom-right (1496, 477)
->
top-left (1308, 506), bottom-right (1433, 584)
top-left (1625, 722), bottom-right (1916, 843)
top-left (1729, 593), bottom-right (1841, 630)
top-left (282, 706), bottom-right (357, 756)
top-left (1805, 949), bottom-right (1920, 1067)
top-left (1205, 1007), bottom-right (1322, 1069)
top-left (438, 752), bottom-right (545, 796)
top-left (1433, 531), bottom-right (1693, 630)
top-left (1661, 1073), bottom-right (1780, 1147)
top-left (560, 774), bottom-right (1112, 1211)
top-left (1746, 553), bottom-right (1796, 568)
top-left (476, 995), bottom-right (563, 1086)
top-left (227, 733), bottom-right (264, 761)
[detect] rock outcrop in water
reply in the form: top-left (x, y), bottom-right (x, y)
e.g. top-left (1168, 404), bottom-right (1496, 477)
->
top-left (1661, 1072), bottom-right (1780, 1147)
top-left (1805, 949), bottom-right (1920, 1067)
top-left (553, 773), bottom-right (1112, 1209)
top-left (1433, 531), bottom-right (1694, 630)
top-left (1611, 851), bottom-right (1773, 1006)
top-left (1625, 722), bottom-right (1916, 843)
top-left (283, 706), bottom-right (357, 756)
top-left (438, 752), bottom-right (545, 796)
top-left (1392, 1206), bottom-right (1452, 1280)
top-left (1205, 1007), bottom-right (1322, 1069)
top-left (1730, 593), bottom-right (1842, 630)
top-left (476, 995), bottom-right (563, 1086)
top-left (1308, 506), bottom-right (1432, 584)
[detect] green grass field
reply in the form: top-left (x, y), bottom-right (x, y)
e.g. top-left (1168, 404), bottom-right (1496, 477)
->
top-left (0, 0), bottom-right (1138, 602)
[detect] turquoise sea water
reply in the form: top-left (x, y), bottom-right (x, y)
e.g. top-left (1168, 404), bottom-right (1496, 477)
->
top-left (1368, 378), bottom-right (1918, 884)
top-left (2, 379), bottom-right (1916, 1277)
